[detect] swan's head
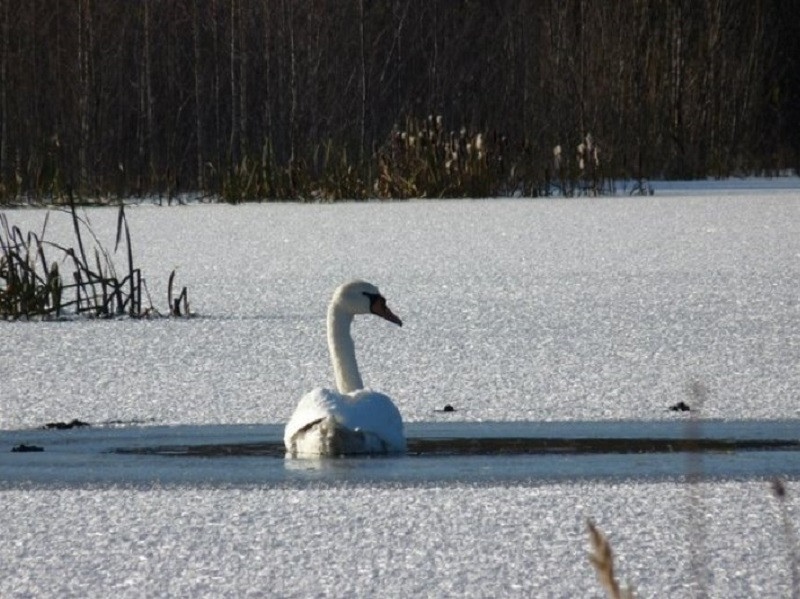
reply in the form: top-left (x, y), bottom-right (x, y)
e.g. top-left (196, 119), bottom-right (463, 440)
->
top-left (333, 280), bottom-right (402, 326)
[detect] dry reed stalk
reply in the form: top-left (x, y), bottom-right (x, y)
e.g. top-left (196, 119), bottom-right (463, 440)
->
top-left (114, 204), bottom-right (137, 315)
top-left (0, 213), bottom-right (60, 317)
top-left (1, 203), bottom-right (185, 318)
top-left (587, 519), bottom-right (635, 599)
top-left (772, 479), bottom-right (800, 599)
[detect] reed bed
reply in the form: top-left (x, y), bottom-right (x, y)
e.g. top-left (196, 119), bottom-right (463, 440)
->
top-left (2, 118), bottom-right (621, 205)
top-left (0, 202), bottom-right (189, 319)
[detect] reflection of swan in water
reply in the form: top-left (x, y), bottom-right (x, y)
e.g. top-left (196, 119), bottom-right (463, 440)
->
top-left (284, 280), bottom-right (406, 457)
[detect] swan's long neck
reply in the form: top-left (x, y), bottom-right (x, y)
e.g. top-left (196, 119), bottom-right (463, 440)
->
top-left (327, 301), bottom-right (363, 394)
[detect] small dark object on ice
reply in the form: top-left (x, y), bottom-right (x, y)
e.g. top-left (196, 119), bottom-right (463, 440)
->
top-left (668, 401), bottom-right (691, 412)
top-left (43, 419), bottom-right (91, 430)
top-left (772, 478), bottom-right (786, 499)
top-left (12, 444), bottom-right (44, 452)
top-left (434, 404), bottom-right (456, 413)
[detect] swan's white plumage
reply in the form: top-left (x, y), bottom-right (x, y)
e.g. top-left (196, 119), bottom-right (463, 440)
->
top-left (284, 388), bottom-right (406, 455)
top-left (284, 280), bottom-right (406, 457)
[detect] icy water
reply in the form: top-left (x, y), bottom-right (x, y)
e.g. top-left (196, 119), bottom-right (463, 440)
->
top-left (2, 421), bottom-right (800, 487)
top-left (1, 182), bottom-right (799, 597)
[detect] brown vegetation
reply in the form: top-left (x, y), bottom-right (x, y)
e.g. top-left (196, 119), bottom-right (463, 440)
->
top-left (0, 202), bottom-right (189, 318)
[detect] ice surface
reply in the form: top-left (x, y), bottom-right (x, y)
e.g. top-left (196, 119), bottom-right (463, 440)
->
top-left (1, 184), bottom-right (799, 597)
top-left (0, 482), bottom-right (797, 597)
top-left (2, 190), bottom-right (799, 427)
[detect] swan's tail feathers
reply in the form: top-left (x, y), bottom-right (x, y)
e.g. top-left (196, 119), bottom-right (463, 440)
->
top-left (286, 415), bottom-right (397, 457)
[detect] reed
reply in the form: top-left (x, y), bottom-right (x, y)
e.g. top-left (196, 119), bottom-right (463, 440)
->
top-left (0, 201), bottom-right (190, 319)
top-left (373, 116), bottom-right (497, 199)
top-left (586, 519), bottom-right (636, 599)
top-left (315, 141), bottom-right (368, 202)
top-left (167, 269), bottom-right (190, 317)
top-left (204, 117), bottom-right (620, 201)
top-left (589, 480), bottom-right (800, 598)
top-left (0, 212), bottom-right (61, 317)
top-left (772, 479), bottom-right (800, 599)
top-left (1, 119), bottom-right (622, 203)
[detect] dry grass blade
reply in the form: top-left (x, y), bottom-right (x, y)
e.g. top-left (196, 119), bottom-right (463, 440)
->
top-left (124, 210), bottom-right (135, 313)
top-left (113, 204), bottom-right (136, 314)
top-left (32, 232), bottom-right (50, 279)
top-left (167, 269), bottom-right (190, 316)
top-left (587, 519), bottom-right (635, 599)
top-left (68, 199), bottom-right (89, 267)
top-left (114, 202), bottom-right (125, 252)
top-left (167, 269), bottom-right (176, 314)
top-left (177, 286), bottom-right (188, 316)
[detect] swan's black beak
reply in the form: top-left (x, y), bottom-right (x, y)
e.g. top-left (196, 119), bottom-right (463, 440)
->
top-left (369, 294), bottom-right (403, 327)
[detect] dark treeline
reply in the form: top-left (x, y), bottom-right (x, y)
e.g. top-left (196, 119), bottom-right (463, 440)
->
top-left (1, 0), bottom-right (798, 201)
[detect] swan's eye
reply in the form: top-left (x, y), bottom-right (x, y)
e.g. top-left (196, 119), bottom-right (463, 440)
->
top-left (363, 292), bottom-right (383, 313)
top-left (363, 291), bottom-right (402, 326)
top-left (363, 291), bottom-right (386, 312)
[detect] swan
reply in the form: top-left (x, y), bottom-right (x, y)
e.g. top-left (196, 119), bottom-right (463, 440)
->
top-left (284, 280), bottom-right (406, 456)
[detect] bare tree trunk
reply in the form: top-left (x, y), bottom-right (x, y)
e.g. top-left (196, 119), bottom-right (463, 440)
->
top-left (192, 1), bottom-right (204, 190)
top-left (261, 0), bottom-right (273, 154)
top-left (429, 1), bottom-right (439, 109)
top-left (211, 0), bottom-right (222, 173)
top-left (0, 0), bottom-right (8, 181)
top-left (139, 0), bottom-right (155, 194)
top-left (701, 0), bottom-right (722, 175)
top-left (576, 0), bottom-right (586, 137)
top-left (359, 0), bottom-right (367, 163)
top-left (77, 0), bottom-right (92, 195)
top-left (229, 0), bottom-right (239, 164)
top-left (238, 0), bottom-right (248, 162)
top-left (631, 0), bottom-right (645, 173)
top-left (282, 0), bottom-right (297, 163)
top-left (670, 1), bottom-right (686, 177)
top-left (383, 0), bottom-right (409, 118)
top-left (518, 2), bottom-right (532, 147)
top-left (545, 0), bottom-right (571, 147)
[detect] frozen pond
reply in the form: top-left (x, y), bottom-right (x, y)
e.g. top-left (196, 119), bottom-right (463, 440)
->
top-left (2, 188), bottom-right (800, 429)
top-left (1, 181), bottom-right (799, 597)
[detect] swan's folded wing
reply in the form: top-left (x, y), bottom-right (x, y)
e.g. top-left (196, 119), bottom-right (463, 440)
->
top-left (283, 387), bottom-right (341, 449)
top-left (284, 388), bottom-right (406, 454)
top-left (338, 390), bottom-right (406, 452)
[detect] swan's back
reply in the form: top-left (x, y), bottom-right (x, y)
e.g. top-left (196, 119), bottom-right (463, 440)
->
top-left (284, 388), bottom-right (406, 456)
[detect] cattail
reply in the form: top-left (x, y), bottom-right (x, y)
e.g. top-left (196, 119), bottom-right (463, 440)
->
top-left (577, 142), bottom-right (586, 171)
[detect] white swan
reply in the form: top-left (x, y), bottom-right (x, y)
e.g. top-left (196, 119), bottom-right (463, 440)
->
top-left (284, 280), bottom-right (406, 457)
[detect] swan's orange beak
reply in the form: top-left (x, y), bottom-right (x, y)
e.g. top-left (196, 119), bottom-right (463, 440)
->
top-left (371, 295), bottom-right (403, 327)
